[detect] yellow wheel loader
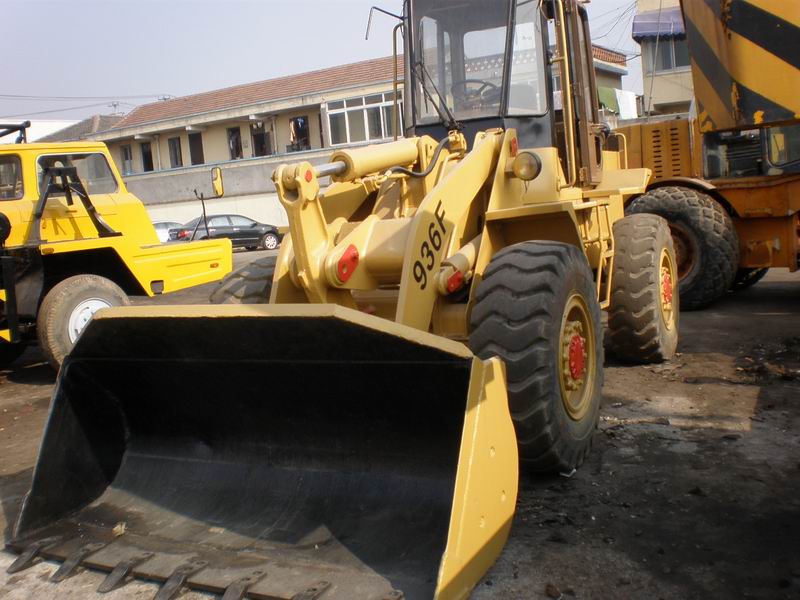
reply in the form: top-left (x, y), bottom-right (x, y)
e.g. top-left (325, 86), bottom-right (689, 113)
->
top-left (0, 126), bottom-right (233, 368)
top-left (7, 1), bottom-right (678, 598)
top-left (615, 1), bottom-right (800, 309)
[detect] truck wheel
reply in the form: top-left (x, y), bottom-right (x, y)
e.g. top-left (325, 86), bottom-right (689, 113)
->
top-left (627, 186), bottom-right (738, 310)
top-left (37, 275), bottom-right (129, 369)
top-left (606, 214), bottom-right (679, 363)
top-left (732, 268), bottom-right (769, 291)
top-left (260, 233), bottom-right (279, 250)
top-left (0, 342), bottom-right (26, 366)
top-left (469, 242), bottom-right (603, 474)
top-left (209, 255), bottom-right (276, 304)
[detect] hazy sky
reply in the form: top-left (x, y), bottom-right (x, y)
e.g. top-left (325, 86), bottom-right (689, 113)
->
top-left (1, 0), bottom-right (641, 121)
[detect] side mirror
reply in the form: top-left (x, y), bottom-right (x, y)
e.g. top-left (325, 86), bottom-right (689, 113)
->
top-left (211, 167), bottom-right (224, 198)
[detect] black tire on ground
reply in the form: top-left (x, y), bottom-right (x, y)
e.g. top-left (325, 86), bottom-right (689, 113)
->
top-left (37, 274), bottom-right (129, 369)
top-left (732, 268), bottom-right (769, 291)
top-left (260, 233), bottom-right (280, 251)
top-left (0, 342), bottom-right (26, 366)
top-left (626, 186), bottom-right (739, 310)
top-left (606, 213), bottom-right (679, 364)
top-left (209, 255), bottom-right (276, 304)
top-left (469, 241), bottom-right (603, 474)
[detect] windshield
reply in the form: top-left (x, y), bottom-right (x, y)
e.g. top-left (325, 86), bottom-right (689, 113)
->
top-left (37, 153), bottom-right (118, 196)
top-left (412, 0), bottom-right (547, 125)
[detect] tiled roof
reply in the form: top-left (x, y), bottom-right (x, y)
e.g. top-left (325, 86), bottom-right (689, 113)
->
top-left (37, 115), bottom-right (124, 142)
top-left (114, 56), bottom-right (403, 129)
top-left (592, 45), bottom-right (627, 67)
top-left (112, 45), bottom-right (625, 131)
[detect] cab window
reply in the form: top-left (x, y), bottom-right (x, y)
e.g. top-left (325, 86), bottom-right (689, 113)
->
top-left (37, 153), bottom-right (118, 196)
top-left (0, 155), bottom-right (23, 200)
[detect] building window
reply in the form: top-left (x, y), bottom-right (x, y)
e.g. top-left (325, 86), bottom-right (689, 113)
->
top-left (287, 116), bottom-right (310, 153)
top-left (326, 92), bottom-right (404, 147)
top-left (168, 137), bottom-right (183, 168)
top-left (141, 142), bottom-right (154, 172)
top-left (227, 127), bottom-right (243, 160)
top-left (642, 37), bottom-right (691, 74)
top-left (250, 122), bottom-right (273, 157)
top-left (188, 132), bottom-right (204, 165)
top-left (120, 144), bottom-right (133, 175)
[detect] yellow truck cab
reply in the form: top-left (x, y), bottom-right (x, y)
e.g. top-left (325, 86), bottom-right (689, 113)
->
top-left (0, 123), bottom-right (232, 367)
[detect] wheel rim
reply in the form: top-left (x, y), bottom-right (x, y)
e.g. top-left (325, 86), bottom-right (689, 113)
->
top-left (559, 294), bottom-right (596, 421)
top-left (264, 235), bottom-right (278, 250)
top-left (659, 248), bottom-right (677, 330)
top-left (68, 298), bottom-right (112, 344)
top-left (668, 223), bottom-right (698, 281)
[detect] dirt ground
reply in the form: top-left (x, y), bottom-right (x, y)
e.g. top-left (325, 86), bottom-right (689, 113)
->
top-left (0, 264), bottom-right (797, 600)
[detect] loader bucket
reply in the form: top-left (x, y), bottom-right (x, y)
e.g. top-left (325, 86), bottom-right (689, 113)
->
top-left (9, 305), bottom-right (517, 600)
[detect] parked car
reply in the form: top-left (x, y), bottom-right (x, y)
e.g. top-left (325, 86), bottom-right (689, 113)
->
top-left (169, 214), bottom-right (282, 250)
top-left (152, 221), bottom-right (182, 243)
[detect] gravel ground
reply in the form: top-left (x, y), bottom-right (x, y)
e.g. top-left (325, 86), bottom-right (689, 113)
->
top-left (0, 262), bottom-right (798, 600)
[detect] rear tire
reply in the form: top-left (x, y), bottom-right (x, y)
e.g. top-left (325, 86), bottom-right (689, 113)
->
top-left (210, 255), bottom-right (276, 304)
top-left (37, 275), bottom-right (129, 369)
top-left (606, 213), bottom-right (679, 363)
top-left (627, 186), bottom-right (738, 310)
top-left (260, 233), bottom-right (279, 251)
top-left (469, 242), bottom-right (603, 474)
top-left (732, 268), bottom-right (769, 291)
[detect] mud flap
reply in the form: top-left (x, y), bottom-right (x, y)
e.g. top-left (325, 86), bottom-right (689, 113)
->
top-left (8, 305), bottom-right (517, 600)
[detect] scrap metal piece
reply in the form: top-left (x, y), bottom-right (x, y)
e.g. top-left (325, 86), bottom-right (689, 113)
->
top-left (97, 551), bottom-right (155, 593)
top-left (152, 558), bottom-right (208, 600)
top-left (50, 542), bottom-right (106, 582)
top-left (291, 580), bottom-right (331, 600)
top-left (220, 568), bottom-right (268, 600)
top-left (5, 536), bottom-right (62, 574)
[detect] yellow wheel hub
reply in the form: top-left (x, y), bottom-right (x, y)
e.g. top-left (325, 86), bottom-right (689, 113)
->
top-left (559, 295), bottom-right (595, 421)
top-left (659, 248), bottom-right (677, 330)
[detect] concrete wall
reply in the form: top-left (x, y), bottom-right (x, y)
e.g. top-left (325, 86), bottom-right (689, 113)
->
top-left (643, 69), bottom-right (693, 114)
top-left (145, 192), bottom-right (287, 228)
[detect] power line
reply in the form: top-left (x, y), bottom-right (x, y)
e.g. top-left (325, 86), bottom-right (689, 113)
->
top-left (0, 101), bottom-right (134, 118)
top-left (593, 3), bottom-right (638, 40)
top-left (0, 93), bottom-right (171, 102)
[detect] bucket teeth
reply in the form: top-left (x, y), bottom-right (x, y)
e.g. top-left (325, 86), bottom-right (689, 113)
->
top-left (50, 542), bottom-right (106, 582)
top-left (152, 558), bottom-right (208, 600)
top-left (5, 536), bottom-right (62, 574)
top-left (291, 580), bottom-right (331, 600)
top-left (97, 551), bottom-right (155, 593)
top-left (220, 568), bottom-right (268, 600)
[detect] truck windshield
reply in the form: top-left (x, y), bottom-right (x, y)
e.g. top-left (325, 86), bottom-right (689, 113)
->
top-left (412, 0), bottom-right (548, 125)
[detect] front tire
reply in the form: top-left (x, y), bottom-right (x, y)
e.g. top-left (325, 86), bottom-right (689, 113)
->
top-left (606, 213), bottom-right (679, 363)
top-left (210, 255), bottom-right (276, 304)
top-left (627, 186), bottom-right (738, 310)
top-left (469, 242), bottom-right (603, 474)
top-left (37, 275), bottom-right (129, 369)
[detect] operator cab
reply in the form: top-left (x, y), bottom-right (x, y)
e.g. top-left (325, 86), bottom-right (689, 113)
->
top-left (403, 0), bottom-right (604, 186)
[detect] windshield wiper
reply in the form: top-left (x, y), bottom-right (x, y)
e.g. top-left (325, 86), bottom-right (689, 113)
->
top-left (414, 60), bottom-right (461, 131)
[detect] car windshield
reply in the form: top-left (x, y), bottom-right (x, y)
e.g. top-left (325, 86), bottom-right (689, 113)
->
top-left (412, 0), bottom-right (547, 125)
